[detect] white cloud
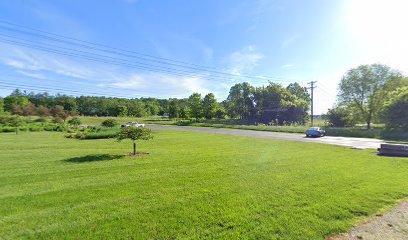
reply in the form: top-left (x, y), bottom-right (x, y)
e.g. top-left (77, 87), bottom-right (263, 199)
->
top-left (99, 73), bottom-right (211, 98)
top-left (226, 45), bottom-right (263, 75)
top-left (1, 48), bottom-right (94, 80)
top-left (281, 35), bottom-right (298, 49)
top-left (281, 64), bottom-right (295, 69)
top-left (17, 70), bottom-right (47, 79)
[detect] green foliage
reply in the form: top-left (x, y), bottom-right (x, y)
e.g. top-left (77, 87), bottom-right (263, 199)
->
top-left (382, 87), bottom-right (408, 130)
top-left (168, 99), bottom-right (180, 119)
top-left (226, 82), bottom-right (255, 119)
top-left (325, 107), bottom-right (356, 127)
top-left (67, 117), bottom-right (81, 126)
top-left (188, 93), bottom-right (203, 119)
top-left (35, 117), bottom-right (48, 123)
top-left (4, 95), bottom-right (29, 112)
top-left (53, 116), bottom-right (64, 124)
top-left (9, 116), bottom-right (25, 134)
top-left (214, 107), bottom-right (226, 119)
top-left (338, 64), bottom-right (402, 128)
top-left (117, 127), bottom-right (153, 154)
top-left (286, 82), bottom-right (310, 101)
top-left (224, 82), bottom-right (309, 125)
top-left (101, 118), bottom-right (118, 128)
top-left (0, 97), bottom-right (4, 115)
top-left (65, 126), bottom-right (120, 139)
top-left (2, 131), bottom-right (408, 239)
top-left (37, 106), bottom-right (51, 117)
top-left (83, 128), bottom-right (120, 139)
top-left (117, 127), bottom-right (153, 142)
top-left (202, 93), bottom-right (218, 119)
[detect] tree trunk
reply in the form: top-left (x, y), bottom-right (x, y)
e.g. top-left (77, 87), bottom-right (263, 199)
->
top-left (133, 142), bottom-right (136, 155)
top-left (367, 113), bottom-right (372, 129)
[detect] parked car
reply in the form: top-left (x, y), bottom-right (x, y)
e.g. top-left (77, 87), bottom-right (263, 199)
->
top-left (120, 122), bottom-right (145, 128)
top-left (306, 127), bottom-right (325, 137)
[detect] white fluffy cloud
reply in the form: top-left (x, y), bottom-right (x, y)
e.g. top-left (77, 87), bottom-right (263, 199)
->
top-left (226, 45), bottom-right (264, 76)
top-left (100, 73), bottom-right (211, 98)
top-left (1, 47), bottom-right (94, 80)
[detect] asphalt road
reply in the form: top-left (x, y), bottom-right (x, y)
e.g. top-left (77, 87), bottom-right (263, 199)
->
top-left (148, 125), bottom-right (385, 149)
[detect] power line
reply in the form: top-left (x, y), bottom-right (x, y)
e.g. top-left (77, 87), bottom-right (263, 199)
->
top-left (0, 36), bottom-right (287, 85)
top-left (0, 20), bottom-right (303, 83)
top-left (0, 82), bottom-right (149, 99)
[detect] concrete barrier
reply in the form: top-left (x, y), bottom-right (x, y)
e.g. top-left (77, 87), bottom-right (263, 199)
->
top-left (378, 143), bottom-right (408, 157)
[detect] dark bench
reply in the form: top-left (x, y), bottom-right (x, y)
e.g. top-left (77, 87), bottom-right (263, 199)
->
top-left (378, 143), bottom-right (408, 157)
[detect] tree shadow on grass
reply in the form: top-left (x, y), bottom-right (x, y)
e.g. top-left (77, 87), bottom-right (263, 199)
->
top-left (64, 154), bottom-right (123, 163)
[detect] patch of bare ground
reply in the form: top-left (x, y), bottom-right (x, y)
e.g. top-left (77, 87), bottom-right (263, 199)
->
top-left (328, 201), bottom-right (408, 240)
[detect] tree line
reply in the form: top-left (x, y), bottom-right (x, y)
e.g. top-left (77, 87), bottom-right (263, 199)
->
top-left (326, 64), bottom-right (408, 130)
top-left (0, 82), bottom-right (310, 125)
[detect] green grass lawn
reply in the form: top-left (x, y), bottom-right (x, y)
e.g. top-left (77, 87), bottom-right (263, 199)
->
top-left (1, 131), bottom-right (408, 239)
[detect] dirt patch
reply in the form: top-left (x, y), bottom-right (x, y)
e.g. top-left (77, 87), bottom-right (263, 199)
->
top-left (328, 201), bottom-right (408, 240)
top-left (127, 153), bottom-right (149, 158)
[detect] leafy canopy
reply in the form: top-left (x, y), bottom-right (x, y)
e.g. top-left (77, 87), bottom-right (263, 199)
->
top-left (101, 118), bottom-right (118, 128)
top-left (67, 117), bottom-right (81, 126)
top-left (116, 127), bottom-right (153, 142)
top-left (338, 64), bottom-right (402, 128)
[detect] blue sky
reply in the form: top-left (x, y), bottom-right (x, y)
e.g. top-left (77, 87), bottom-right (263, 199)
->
top-left (0, 0), bottom-right (407, 114)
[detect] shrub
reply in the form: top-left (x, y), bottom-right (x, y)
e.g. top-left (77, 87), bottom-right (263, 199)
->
top-left (29, 125), bottom-right (42, 132)
top-left (0, 114), bottom-right (12, 125)
top-left (101, 118), bottom-right (118, 128)
top-left (53, 116), bottom-right (64, 124)
top-left (35, 117), bottom-right (48, 123)
top-left (325, 107), bottom-right (355, 127)
top-left (0, 126), bottom-right (15, 132)
top-left (67, 117), bottom-right (81, 126)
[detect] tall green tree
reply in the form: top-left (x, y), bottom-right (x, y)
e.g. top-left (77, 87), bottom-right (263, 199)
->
top-left (0, 97), bottom-right (4, 115)
top-left (286, 82), bottom-right (310, 101)
top-left (375, 77), bottom-right (408, 122)
top-left (55, 95), bottom-right (78, 113)
top-left (382, 87), bottom-right (408, 130)
top-left (188, 93), bottom-right (203, 119)
top-left (226, 82), bottom-right (254, 119)
top-left (338, 64), bottom-right (402, 129)
top-left (202, 93), bottom-right (217, 119)
top-left (168, 99), bottom-right (180, 119)
top-left (4, 95), bottom-right (29, 112)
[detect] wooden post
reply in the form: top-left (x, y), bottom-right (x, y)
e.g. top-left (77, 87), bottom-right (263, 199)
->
top-left (133, 142), bottom-right (136, 155)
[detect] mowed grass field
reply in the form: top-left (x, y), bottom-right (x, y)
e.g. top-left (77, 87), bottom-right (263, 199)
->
top-left (1, 131), bottom-right (408, 239)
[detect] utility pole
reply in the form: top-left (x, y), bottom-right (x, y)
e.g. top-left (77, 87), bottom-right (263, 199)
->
top-left (307, 81), bottom-right (317, 126)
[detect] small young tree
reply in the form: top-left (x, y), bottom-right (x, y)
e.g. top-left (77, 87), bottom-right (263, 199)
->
top-left (10, 116), bottom-right (25, 134)
top-left (67, 117), bottom-right (81, 127)
top-left (116, 127), bottom-right (153, 155)
top-left (101, 118), bottom-right (118, 128)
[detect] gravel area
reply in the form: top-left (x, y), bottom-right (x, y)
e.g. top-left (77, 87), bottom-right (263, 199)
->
top-left (329, 202), bottom-right (408, 240)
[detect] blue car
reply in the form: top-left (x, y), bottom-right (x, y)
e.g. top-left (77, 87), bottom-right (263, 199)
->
top-left (306, 127), bottom-right (325, 137)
